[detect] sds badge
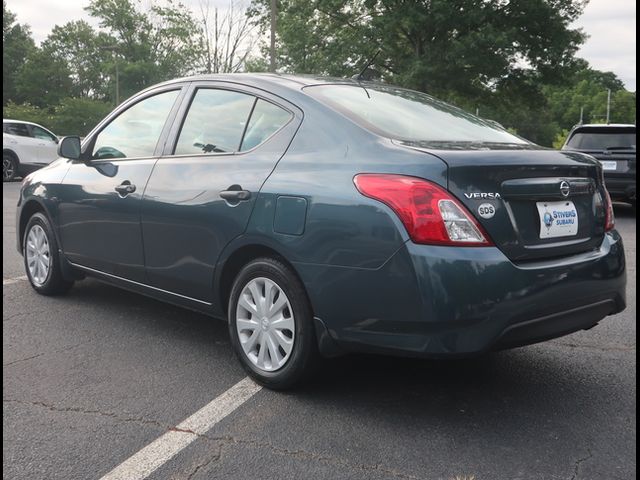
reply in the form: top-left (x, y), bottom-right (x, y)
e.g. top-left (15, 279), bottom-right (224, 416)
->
top-left (478, 203), bottom-right (496, 219)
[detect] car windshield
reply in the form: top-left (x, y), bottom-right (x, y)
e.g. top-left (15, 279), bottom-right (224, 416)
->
top-left (305, 84), bottom-right (530, 148)
top-left (566, 129), bottom-right (636, 150)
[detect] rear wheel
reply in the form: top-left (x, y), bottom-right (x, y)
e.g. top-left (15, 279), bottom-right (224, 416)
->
top-left (3, 153), bottom-right (18, 182)
top-left (23, 213), bottom-right (74, 295)
top-left (228, 257), bottom-right (318, 389)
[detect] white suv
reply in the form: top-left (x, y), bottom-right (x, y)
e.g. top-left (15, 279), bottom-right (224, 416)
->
top-left (3, 119), bottom-right (60, 181)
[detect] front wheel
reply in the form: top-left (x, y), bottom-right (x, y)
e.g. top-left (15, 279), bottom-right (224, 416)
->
top-left (228, 257), bottom-right (318, 390)
top-left (23, 213), bottom-right (74, 295)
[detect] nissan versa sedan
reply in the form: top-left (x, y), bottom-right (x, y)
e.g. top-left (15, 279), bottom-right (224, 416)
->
top-left (16, 74), bottom-right (626, 389)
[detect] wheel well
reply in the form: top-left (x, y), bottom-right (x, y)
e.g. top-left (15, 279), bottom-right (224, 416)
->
top-left (218, 244), bottom-right (302, 316)
top-left (18, 201), bottom-right (46, 251)
top-left (3, 149), bottom-right (19, 163)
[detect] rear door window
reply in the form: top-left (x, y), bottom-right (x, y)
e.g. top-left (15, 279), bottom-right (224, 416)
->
top-left (175, 89), bottom-right (255, 155)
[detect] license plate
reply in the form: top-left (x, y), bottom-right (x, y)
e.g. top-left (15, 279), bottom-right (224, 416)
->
top-left (536, 201), bottom-right (578, 239)
top-left (600, 161), bottom-right (617, 171)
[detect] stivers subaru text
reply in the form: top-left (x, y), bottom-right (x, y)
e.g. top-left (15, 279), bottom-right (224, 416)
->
top-left (16, 75), bottom-right (626, 389)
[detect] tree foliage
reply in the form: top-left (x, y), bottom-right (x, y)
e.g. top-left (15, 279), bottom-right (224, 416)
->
top-left (1, 0), bottom-right (635, 144)
top-left (3, 98), bottom-right (112, 136)
top-left (86, 0), bottom-right (200, 99)
top-left (3, 0), bottom-right (36, 105)
top-left (250, 0), bottom-right (587, 94)
top-left (42, 20), bottom-right (116, 99)
top-left (14, 50), bottom-right (74, 108)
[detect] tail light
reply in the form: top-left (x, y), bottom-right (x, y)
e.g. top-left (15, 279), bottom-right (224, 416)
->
top-left (598, 167), bottom-right (615, 231)
top-left (603, 188), bottom-right (615, 231)
top-left (353, 174), bottom-right (493, 246)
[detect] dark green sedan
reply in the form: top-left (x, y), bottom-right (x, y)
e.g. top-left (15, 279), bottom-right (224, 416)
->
top-left (16, 74), bottom-right (626, 389)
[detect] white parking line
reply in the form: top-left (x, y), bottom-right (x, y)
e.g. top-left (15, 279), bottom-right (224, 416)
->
top-left (99, 377), bottom-right (262, 480)
top-left (3, 275), bottom-right (28, 286)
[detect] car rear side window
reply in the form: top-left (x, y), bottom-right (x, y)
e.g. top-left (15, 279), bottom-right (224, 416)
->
top-left (92, 90), bottom-right (180, 160)
top-left (175, 89), bottom-right (255, 155)
top-left (4, 123), bottom-right (30, 137)
top-left (240, 99), bottom-right (292, 151)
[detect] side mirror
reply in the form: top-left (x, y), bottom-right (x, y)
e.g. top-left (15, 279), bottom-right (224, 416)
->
top-left (58, 136), bottom-right (82, 160)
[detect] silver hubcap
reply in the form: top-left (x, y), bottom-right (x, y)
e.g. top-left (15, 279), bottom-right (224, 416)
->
top-left (26, 225), bottom-right (51, 286)
top-left (236, 277), bottom-right (295, 372)
top-left (3, 157), bottom-right (15, 180)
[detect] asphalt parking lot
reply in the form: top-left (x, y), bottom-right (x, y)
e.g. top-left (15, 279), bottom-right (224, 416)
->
top-left (3, 180), bottom-right (636, 480)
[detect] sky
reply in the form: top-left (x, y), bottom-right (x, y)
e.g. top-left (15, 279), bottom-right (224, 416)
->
top-left (7, 0), bottom-right (637, 91)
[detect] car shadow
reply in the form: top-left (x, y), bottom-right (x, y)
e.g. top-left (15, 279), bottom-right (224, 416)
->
top-left (613, 202), bottom-right (635, 218)
top-left (65, 278), bottom-right (231, 350)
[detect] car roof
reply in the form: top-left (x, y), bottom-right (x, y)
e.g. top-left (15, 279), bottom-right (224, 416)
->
top-left (139, 73), bottom-right (387, 100)
top-left (572, 123), bottom-right (636, 129)
top-left (162, 73), bottom-right (370, 87)
top-left (3, 119), bottom-right (39, 125)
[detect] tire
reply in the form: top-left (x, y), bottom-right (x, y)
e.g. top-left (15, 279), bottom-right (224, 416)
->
top-left (23, 212), bottom-right (74, 295)
top-left (3, 153), bottom-right (18, 182)
top-left (228, 257), bottom-right (318, 390)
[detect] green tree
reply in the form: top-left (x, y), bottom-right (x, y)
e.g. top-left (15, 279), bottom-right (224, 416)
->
top-left (251, 0), bottom-right (586, 95)
top-left (42, 21), bottom-right (116, 99)
top-left (248, 0), bottom-right (592, 146)
top-left (544, 66), bottom-right (636, 130)
top-left (86, 0), bottom-right (201, 99)
top-left (3, 97), bottom-right (112, 136)
top-left (2, 102), bottom-right (51, 127)
top-left (14, 49), bottom-right (74, 108)
top-left (3, 1), bottom-right (36, 105)
top-left (552, 129), bottom-right (571, 149)
top-left (51, 97), bottom-right (113, 135)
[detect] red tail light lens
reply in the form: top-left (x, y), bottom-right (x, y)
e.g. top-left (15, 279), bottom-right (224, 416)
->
top-left (353, 174), bottom-right (493, 246)
top-left (603, 188), bottom-right (615, 231)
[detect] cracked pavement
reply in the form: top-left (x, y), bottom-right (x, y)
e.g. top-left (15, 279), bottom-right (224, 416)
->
top-left (3, 181), bottom-right (636, 480)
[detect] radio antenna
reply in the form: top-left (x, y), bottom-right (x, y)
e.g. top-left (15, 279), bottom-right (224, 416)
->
top-left (352, 49), bottom-right (381, 81)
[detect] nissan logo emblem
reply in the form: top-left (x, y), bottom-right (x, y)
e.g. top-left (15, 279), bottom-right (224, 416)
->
top-left (560, 181), bottom-right (570, 197)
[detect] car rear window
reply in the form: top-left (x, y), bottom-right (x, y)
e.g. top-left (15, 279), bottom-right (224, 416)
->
top-left (566, 128), bottom-right (636, 150)
top-left (305, 84), bottom-right (528, 147)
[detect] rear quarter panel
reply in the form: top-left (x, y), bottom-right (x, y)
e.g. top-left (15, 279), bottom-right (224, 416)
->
top-left (246, 95), bottom-right (448, 269)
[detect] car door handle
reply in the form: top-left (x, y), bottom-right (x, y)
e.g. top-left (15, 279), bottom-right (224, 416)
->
top-left (219, 188), bottom-right (251, 201)
top-left (115, 181), bottom-right (136, 196)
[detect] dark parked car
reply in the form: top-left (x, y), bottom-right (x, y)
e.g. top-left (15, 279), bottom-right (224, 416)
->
top-left (562, 124), bottom-right (636, 208)
top-left (16, 75), bottom-right (626, 389)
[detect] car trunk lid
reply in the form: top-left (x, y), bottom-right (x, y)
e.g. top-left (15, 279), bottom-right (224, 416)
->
top-left (402, 146), bottom-right (608, 262)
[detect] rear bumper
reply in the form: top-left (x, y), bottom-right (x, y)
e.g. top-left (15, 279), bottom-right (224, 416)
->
top-left (296, 231), bottom-right (626, 357)
top-left (492, 298), bottom-right (618, 350)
